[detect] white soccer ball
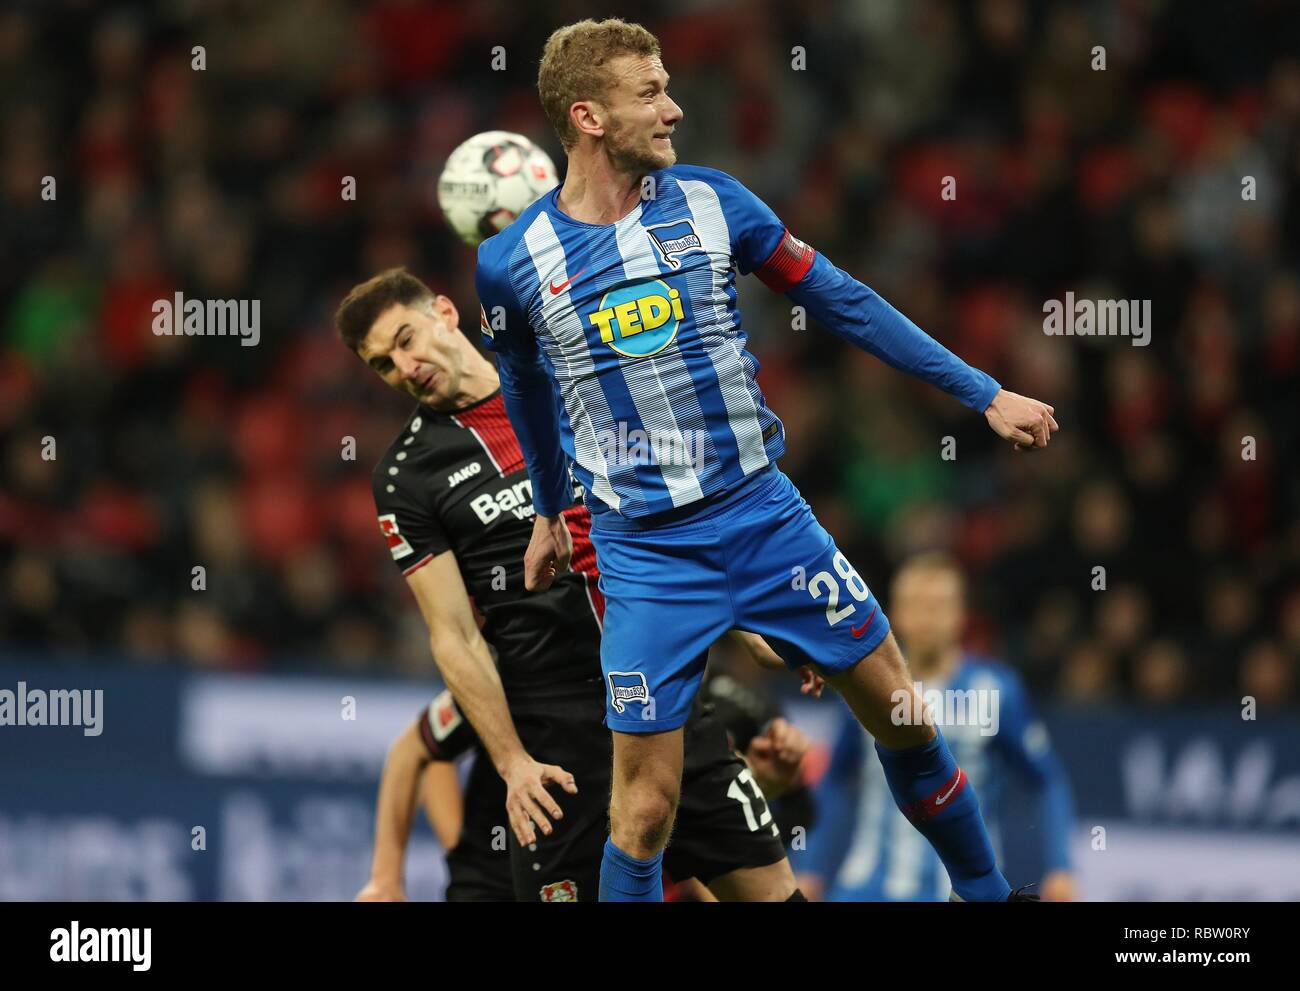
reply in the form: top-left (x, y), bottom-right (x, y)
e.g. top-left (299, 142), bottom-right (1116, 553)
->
top-left (437, 130), bottom-right (559, 247)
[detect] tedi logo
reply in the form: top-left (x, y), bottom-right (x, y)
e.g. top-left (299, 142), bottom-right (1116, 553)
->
top-left (152, 292), bottom-right (261, 347)
top-left (588, 278), bottom-right (684, 358)
top-left (50, 921), bottom-right (151, 972)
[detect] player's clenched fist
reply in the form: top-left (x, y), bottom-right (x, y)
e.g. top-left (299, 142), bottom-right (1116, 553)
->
top-left (503, 753), bottom-right (578, 846)
top-left (745, 717), bottom-right (810, 799)
top-left (984, 389), bottom-right (1059, 452)
top-left (524, 514), bottom-right (573, 591)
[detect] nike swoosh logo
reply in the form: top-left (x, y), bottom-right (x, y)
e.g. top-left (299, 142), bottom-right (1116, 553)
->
top-left (851, 605), bottom-right (878, 638)
top-left (548, 267), bottom-right (586, 295)
top-left (934, 769), bottom-right (964, 806)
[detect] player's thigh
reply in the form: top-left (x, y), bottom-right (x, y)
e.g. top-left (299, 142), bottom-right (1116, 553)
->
top-left (706, 859), bottom-right (797, 902)
top-left (664, 711), bottom-right (788, 894)
top-left (591, 522), bottom-right (732, 733)
top-left (610, 726), bottom-right (684, 806)
top-left (721, 470), bottom-right (891, 674)
top-left (826, 630), bottom-right (935, 750)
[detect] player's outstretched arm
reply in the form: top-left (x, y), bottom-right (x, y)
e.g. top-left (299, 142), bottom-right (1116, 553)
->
top-left (405, 550), bottom-right (577, 846)
top-left (787, 256), bottom-right (1058, 450)
top-left (715, 168), bottom-right (999, 415)
top-left (356, 718), bottom-right (430, 901)
top-left (721, 170), bottom-right (1058, 442)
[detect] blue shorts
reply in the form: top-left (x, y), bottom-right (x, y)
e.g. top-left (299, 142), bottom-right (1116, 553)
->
top-left (590, 467), bottom-right (891, 733)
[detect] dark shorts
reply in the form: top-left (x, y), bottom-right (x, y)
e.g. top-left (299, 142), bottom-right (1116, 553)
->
top-left (443, 750), bottom-right (512, 902)
top-left (433, 681), bottom-right (787, 900)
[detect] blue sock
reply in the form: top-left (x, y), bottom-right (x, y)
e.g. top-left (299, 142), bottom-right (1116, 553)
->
top-left (598, 837), bottom-right (664, 902)
top-left (874, 730), bottom-right (1011, 902)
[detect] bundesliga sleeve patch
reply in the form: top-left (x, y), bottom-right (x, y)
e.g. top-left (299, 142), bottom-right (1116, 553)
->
top-left (755, 228), bottom-right (815, 293)
top-left (427, 690), bottom-right (463, 743)
top-left (479, 303), bottom-right (493, 340)
top-left (378, 513), bottom-right (413, 560)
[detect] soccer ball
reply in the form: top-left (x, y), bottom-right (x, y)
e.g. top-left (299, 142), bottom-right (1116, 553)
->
top-left (437, 130), bottom-right (559, 247)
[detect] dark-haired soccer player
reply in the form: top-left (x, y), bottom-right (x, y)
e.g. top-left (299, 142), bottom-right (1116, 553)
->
top-left (338, 268), bottom-right (820, 901)
top-left (475, 17), bottom-right (1057, 901)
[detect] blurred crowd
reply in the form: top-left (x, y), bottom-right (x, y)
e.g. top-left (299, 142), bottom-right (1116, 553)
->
top-left (1, 0), bottom-right (1297, 707)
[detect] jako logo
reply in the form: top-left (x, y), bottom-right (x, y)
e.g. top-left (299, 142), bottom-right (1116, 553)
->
top-left (1042, 292), bottom-right (1151, 347)
top-left (50, 921), bottom-right (151, 972)
top-left (448, 462), bottom-right (482, 487)
top-left (588, 278), bottom-right (684, 358)
top-left (152, 292), bottom-right (260, 347)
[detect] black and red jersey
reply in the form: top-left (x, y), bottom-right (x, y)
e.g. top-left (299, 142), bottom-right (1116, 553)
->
top-left (371, 388), bottom-right (604, 695)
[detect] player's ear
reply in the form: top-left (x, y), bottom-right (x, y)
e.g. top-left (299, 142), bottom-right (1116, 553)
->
top-left (432, 294), bottom-right (459, 333)
top-left (570, 100), bottom-right (605, 141)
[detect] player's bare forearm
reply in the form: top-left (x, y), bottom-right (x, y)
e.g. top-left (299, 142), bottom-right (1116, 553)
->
top-left (419, 761), bottom-right (463, 851)
top-left (430, 628), bottom-right (577, 846)
top-left (429, 628), bottom-right (529, 777)
top-left (360, 720), bottom-right (428, 899)
top-left (405, 551), bottom-right (575, 847)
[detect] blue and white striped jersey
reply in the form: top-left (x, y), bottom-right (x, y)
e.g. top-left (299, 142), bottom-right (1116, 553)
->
top-left (476, 164), bottom-right (1000, 521)
top-left (799, 655), bottom-right (1075, 902)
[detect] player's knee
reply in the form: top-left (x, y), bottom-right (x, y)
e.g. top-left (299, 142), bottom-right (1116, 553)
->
top-left (611, 784), bottom-right (677, 854)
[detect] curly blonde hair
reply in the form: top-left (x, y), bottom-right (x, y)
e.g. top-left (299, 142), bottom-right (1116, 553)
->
top-left (537, 18), bottom-right (661, 151)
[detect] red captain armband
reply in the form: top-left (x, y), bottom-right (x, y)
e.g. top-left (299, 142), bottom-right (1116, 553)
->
top-left (754, 228), bottom-right (816, 293)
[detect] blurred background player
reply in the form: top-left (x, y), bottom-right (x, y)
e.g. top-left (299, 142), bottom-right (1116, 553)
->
top-left (798, 552), bottom-right (1076, 902)
top-left (337, 267), bottom-right (818, 900)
